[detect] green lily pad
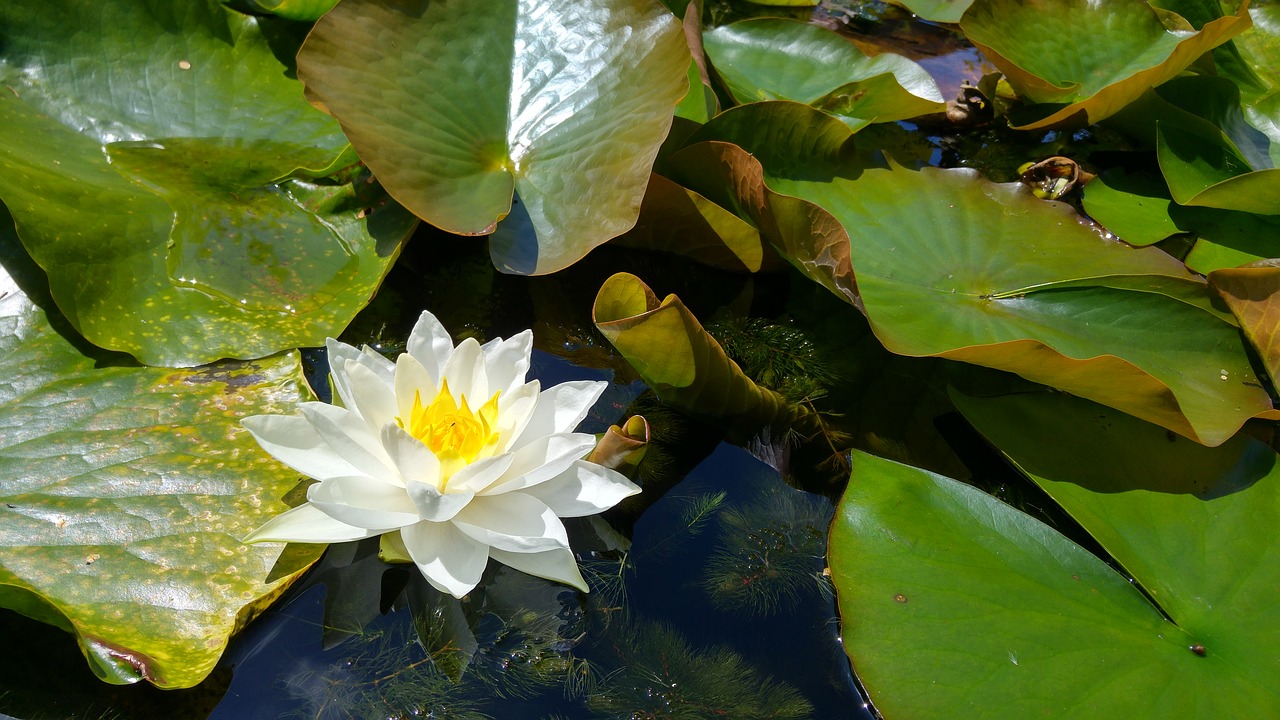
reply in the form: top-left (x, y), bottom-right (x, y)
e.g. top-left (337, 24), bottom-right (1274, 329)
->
top-left (1082, 168), bottom-right (1280, 273)
top-left (0, 224), bottom-right (322, 689)
top-left (0, 0), bottom-right (417, 367)
top-left (297, 0), bottom-right (690, 275)
top-left (592, 272), bottom-right (807, 437)
top-left (677, 102), bottom-right (1274, 445)
top-left (240, 0), bottom-right (340, 21)
top-left (1158, 123), bottom-right (1280, 215)
top-left (831, 388), bottom-right (1280, 718)
top-left (703, 19), bottom-right (944, 130)
top-left (885, 0), bottom-right (972, 23)
top-left (960, 0), bottom-right (1251, 129)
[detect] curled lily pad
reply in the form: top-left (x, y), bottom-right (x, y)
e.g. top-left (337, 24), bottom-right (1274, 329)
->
top-left (0, 0), bottom-right (417, 366)
top-left (703, 19), bottom-right (944, 130)
top-left (960, 0), bottom-right (1251, 129)
top-left (592, 272), bottom-right (807, 437)
top-left (297, 0), bottom-right (690, 275)
top-left (1157, 123), bottom-right (1280, 215)
top-left (0, 227), bottom-right (322, 689)
top-left (1209, 261), bottom-right (1280, 388)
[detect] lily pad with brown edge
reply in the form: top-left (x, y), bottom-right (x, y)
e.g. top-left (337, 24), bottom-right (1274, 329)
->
top-left (1210, 260), bottom-right (1280, 388)
top-left (592, 272), bottom-right (809, 439)
top-left (831, 387), bottom-right (1280, 719)
top-left (0, 0), bottom-right (418, 367)
top-left (0, 223), bottom-right (323, 689)
top-left (684, 102), bottom-right (1275, 446)
top-left (959, 0), bottom-right (1251, 129)
top-left (296, 0), bottom-right (690, 276)
top-left (702, 19), bottom-right (944, 130)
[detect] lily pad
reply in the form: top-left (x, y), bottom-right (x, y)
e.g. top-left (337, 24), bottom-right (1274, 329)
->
top-left (679, 103), bottom-right (1274, 445)
top-left (297, 0), bottom-right (690, 275)
top-left (0, 225), bottom-right (322, 689)
top-left (0, 0), bottom-right (417, 367)
top-left (1158, 123), bottom-right (1280, 215)
top-left (240, 0), bottom-right (340, 21)
top-left (960, 0), bottom-right (1251, 129)
top-left (592, 272), bottom-right (807, 437)
top-left (1209, 261), bottom-right (1280, 387)
top-left (831, 387), bottom-right (1280, 718)
top-left (885, 0), bottom-right (971, 24)
top-left (703, 19), bottom-right (944, 130)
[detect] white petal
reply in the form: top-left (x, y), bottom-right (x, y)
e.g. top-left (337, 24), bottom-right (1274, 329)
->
top-left (307, 476), bottom-right (420, 529)
top-left (480, 330), bottom-right (533, 399)
top-left (244, 502), bottom-right (383, 543)
top-left (345, 361), bottom-right (398, 432)
top-left (440, 337), bottom-right (488, 403)
top-left (394, 353), bottom-right (437, 421)
top-left (380, 423), bottom-right (441, 488)
top-left (406, 478), bottom-right (474, 522)
top-left (326, 340), bottom-right (395, 407)
top-left (407, 311), bottom-right (455, 384)
top-left (482, 432), bottom-right (596, 495)
top-left (509, 381), bottom-right (607, 451)
top-left (452, 493), bottom-right (569, 552)
top-left (496, 380), bottom-right (540, 453)
top-left (242, 414), bottom-right (363, 481)
top-left (521, 460), bottom-right (641, 517)
top-left (490, 546), bottom-right (588, 593)
top-left (402, 520), bottom-right (490, 598)
top-left (444, 453), bottom-right (516, 495)
top-left (299, 403), bottom-right (396, 482)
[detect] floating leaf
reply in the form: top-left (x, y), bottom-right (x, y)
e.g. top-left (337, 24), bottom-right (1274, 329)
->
top-left (1209, 261), bottom-right (1280, 387)
top-left (297, 0), bottom-right (690, 275)
top-left (592, 272), bottom-right (807, 436)
top-left (832, 397), bottom-right (1280, 719)
top-left (960, 0), bottom-right (1251, 129)
top-left (703, 19), bottom-right (944, 130)
top-left (682, 103), bottom-right (1273, 445)
top-left (884, 0), bottom-right (972, 23)
top-left (0, 230), bottom-right (322, 688)
top-left (1158, 123), bottom-right (1280, 215)
top-left (241, 0), bottom-right (340, 21)
top-left (0, 0), bottom-right (416, 366)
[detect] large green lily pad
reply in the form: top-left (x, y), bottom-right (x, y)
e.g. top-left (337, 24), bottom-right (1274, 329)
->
top-left (297, 0), bottom-right (690, 275)
top-left (672, 102), bottom-right (1274, 445)
top-left (0, 0), bottom-right (417, 367)
top-left (703, 19), bottom-right (944, 130)
top-left (0, 226), bottom-right (322, 688)
top-left (831, 388), bottom-right (1280, 718)
top-left (960, 0), bottom-right (1251, 129)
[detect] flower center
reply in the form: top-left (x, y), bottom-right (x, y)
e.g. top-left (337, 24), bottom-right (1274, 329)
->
top-left (399, 379), bottom-right (501, 486)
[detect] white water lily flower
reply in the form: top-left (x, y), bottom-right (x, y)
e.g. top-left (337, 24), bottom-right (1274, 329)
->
top-left (243, 311), bottom-right (641, 598)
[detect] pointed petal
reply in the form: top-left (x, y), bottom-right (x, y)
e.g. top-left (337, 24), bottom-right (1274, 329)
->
top-left (345, 361), bottom-right (398, 432)
top-left (440, 337), bottom-right (488, 403)
top-left (394, 353), bottom-right (438, 421)
top-left (381, 423), bottom-right (441, 488)
top-left (299, 403), bottom-right (396, 482)
top-left (522, 460), bottom-right (641, 517)
top-left (483, 433), bottom-right (596, 495)
top-left (490, 546), bottom-right (588, 593)
top-left (510, 381), bottom-right (607, 451)
top-left (244, 502), bottom-right (384, 543)
top-left (444, 453), bottom-right (516, 495)
top-left (496, 380), bottom-right (540, 453)
top-left (407, 311), bottom-right (455, 383)
top-left (480, 330), bottom-right (533, 398)
top-left (242, 413), bottom-right (363, 481)
top-left (402, 520), bottom-right (490, 598)
top-left (325, 338), bottom-right (361, 409)
top-left (306, 476), bottom-right (419, 529)
top-left (452, 493), bottom-right (569, 552)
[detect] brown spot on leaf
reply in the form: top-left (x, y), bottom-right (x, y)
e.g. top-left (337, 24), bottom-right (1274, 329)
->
top-left (894, 594), bottom-right (908, 603)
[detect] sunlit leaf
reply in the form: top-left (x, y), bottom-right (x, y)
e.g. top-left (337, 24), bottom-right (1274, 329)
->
top-left (297, 0), bottom-right (690, 275)
top-left (0, 231), bottom-right (322, 689)
top-left (0, 0), bottom-right (416, 366)
top-left (832, 389), bottom-right (1280, 719)
top-left (240, 0), bottom-right (339, 21)
top-left (1209, 261), bottom-right (1280, 387)
top-left (680, 102), bottom-right (1274, 446)
top-left (960, 0), bottom-right (1251, 129)
top-left (885, 0), bottom-right (972, 23)
top-left (703, 19), bottom-right (944, 129)
top-left (1158, 123), bottom-right (1280, 215)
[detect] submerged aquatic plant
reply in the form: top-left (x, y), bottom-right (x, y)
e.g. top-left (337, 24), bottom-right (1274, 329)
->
top-left (243, 311), bottom-right (641, 597)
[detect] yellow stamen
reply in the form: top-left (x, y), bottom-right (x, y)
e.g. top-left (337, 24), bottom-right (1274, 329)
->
top-left (398, 379), bottom-right (501, 487)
